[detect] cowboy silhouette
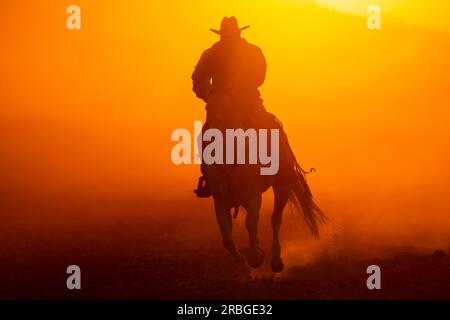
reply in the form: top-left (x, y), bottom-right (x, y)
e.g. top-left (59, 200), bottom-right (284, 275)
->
top-left (192, 17), bottom-right (266, 116)
top-left (192, 17), bottom-right (290, 197)
top-left (191, 18), bottom-right (325, 271)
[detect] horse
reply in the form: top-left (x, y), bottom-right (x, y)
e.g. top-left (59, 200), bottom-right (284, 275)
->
top-left (202, 91), bottom-right (326, 273)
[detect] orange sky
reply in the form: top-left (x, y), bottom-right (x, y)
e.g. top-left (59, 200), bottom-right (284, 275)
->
top-left (1, 0), bottom-right (450, 255)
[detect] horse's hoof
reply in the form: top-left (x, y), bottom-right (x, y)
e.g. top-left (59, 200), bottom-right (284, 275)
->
top-left (271, 257), bottom-right (284, 273)
top-left (233, 251), bottom-right (246, 263)
top-left (247, 247), bottom-right (265, 269)
top-left (224, 245), bottom-right (246, 263)
top-left (238, 247), bottom-right (250, 258)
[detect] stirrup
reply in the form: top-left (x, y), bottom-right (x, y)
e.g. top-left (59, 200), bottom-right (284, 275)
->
top-left (194, 176), bottom-right (212, 198)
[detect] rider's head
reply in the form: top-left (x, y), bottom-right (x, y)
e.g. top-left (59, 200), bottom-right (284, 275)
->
top-left (210, 17), bottom-right (249, 43)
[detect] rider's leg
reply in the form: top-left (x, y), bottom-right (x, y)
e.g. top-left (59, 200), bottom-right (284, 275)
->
top-left (194, 123), bottom-right (212, 198)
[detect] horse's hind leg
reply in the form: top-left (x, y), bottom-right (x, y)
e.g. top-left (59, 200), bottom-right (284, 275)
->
top-left (214, 197), bottom-right (243, 262)
top-left (271, 184), bottom-right (290, 273)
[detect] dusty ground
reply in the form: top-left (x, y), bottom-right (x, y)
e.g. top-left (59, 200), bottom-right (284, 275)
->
top-left (1, 194), bottom-right (449, 300)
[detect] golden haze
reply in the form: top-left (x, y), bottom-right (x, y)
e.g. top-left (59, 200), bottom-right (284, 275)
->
top-left (1, 0), bottom-right (449, 259)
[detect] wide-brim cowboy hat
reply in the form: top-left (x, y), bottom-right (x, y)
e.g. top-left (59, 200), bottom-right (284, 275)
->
top-left (210, 16), bottom-right (250, 36)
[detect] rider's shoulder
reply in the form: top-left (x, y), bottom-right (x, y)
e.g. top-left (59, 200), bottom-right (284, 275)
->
top-left (241, 38), bottom-right (264, 54)
top-left (209, 41), bottom-right (222, 51)
top-left (199, 41), bottom-right (221, 58)
top-left (207, 39), bottom-right (263, 56)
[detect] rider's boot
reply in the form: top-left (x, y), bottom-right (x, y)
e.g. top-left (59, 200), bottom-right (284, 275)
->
top-left (194, 176), bottom-right (212, 198)
top-left (194, 163), bottom-right (212, 198)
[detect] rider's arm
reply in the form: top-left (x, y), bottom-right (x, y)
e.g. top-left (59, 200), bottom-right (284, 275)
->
top-left (192, 49), bottom-right (212, 102)
top-left (253, 47), bottom-right (267, 88)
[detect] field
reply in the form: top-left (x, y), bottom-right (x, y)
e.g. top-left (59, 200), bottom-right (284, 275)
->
top-left (1, 193), bottom-right (449, 300)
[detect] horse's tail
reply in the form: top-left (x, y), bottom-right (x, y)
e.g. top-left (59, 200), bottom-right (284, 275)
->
top-left (281, 131), bottom-right (327, 238)
top-left (289, 172), bottom-right (326, 238)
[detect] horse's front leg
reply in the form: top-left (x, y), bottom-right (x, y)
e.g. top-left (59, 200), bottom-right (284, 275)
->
top-left (213, 197), bottom-right (243, 262)
top-left (244, 194), bottom-right (265, 268)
